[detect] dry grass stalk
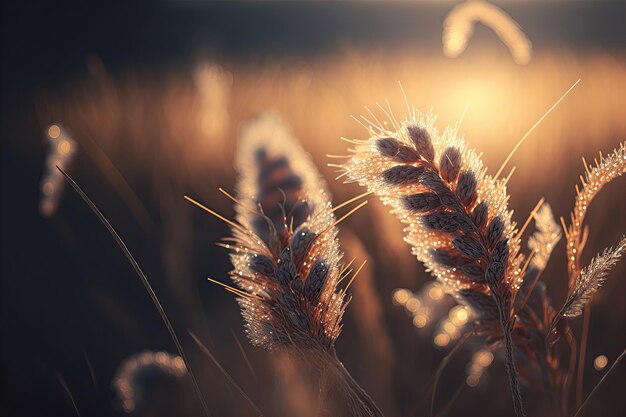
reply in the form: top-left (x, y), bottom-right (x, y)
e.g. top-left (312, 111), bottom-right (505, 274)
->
top-left (342, 107), bottom-right (526, 416)
top-left (443, 0), bottom-right (532, 64)
top-left (341, 230), bottom-right (396, 415)
top-left (573, 347), bottom-right (626, 417)
top-left (271, 352), bottom-right (319, 417)
top-left (188, 112), bottom-right (383, 417)
top-left (58, 168), bottom-right (211, 417)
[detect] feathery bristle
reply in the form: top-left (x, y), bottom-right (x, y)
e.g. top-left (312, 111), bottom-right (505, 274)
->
top-left (560, 236), bottom-right (626, 319)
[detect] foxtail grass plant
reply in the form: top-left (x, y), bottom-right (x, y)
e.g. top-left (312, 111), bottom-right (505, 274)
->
top-left (341, 108), bottom-right (528, 416)
top-left (340, 100), bottom-right (626, 417)
top-left (187, 112), bottom-right (383, 417)
top-left (443, 0), bottom-right (532, 65)
top-left (112, 351), bottom-right (188, 415)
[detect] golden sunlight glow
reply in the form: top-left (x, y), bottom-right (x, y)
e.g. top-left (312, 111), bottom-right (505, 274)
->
top-left (194, 63), bottom-right (232, 145)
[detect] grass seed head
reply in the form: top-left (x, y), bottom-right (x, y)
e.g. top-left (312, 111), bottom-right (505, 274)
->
top-left (228, 112), bottom-right (346, 352)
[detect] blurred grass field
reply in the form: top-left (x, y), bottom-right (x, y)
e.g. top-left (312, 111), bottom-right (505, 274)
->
top-left (8, 46), bottom-right (626, 416)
